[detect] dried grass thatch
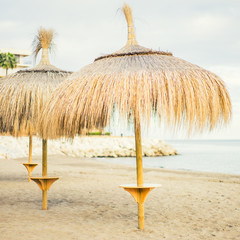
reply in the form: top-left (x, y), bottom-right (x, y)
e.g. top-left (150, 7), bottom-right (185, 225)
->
top-left (0, 27), bottom-right (72, 137)
top-left (41, 4), bottom-right (231, 139)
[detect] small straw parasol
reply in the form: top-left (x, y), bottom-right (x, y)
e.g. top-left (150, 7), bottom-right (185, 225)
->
top-left (0, 27), bottom-right (72, 209)
top-left (41, 5), bottom-right (231, 229)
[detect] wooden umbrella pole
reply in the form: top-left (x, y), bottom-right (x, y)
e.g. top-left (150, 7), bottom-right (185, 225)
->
top-left (31, 139), bottom-right (58, 210)
top-left (29, 135), bottom-right (33, 164)
top-left (26, 135), bottom-right (33, 182)
top-left (134, 112), bottom-right (143, 186)
top-left (134, 108), bottom-right (144, 229)
top-left (42, 139), bottom-right (48, 210)
top-left (42, 139), bottom-right (48, 176)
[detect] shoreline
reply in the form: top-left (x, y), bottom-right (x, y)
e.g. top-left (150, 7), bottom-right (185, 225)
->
top-left (91, 155), bottom-right (240, 176)
top-left (10, 152), bottom-right (240, 177)
top-left (15, 154), bottom-right (240, 178)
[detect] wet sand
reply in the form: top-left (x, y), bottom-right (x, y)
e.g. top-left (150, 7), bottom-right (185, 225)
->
top-left (0, 155), bottom-right (239, 240)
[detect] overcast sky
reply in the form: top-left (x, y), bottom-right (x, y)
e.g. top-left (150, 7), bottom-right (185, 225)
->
top-left (1, 0), bottom-right (239, 139)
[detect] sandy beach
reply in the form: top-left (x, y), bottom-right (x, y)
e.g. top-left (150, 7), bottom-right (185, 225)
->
top-left (0, 155), bottom-right (239, 240)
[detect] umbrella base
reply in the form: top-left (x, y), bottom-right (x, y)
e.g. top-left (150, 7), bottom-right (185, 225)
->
top-left (120, 184), bottom-right (161, 203)
top-left (31, 177), bottom-right (59, 210)
top-left (120, 184), bottom-right (161, 229)
top-left (31, 177), bottom-right (59, 191)
top-left (22, 163), bottom-right (38, 182)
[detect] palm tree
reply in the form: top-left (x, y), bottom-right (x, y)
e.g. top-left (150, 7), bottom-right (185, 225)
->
top-left (0, 52), bottom-right (17, 76)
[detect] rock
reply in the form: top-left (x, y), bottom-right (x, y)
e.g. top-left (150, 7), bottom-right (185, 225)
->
top-left (0, 136), bottom-right (177, 159)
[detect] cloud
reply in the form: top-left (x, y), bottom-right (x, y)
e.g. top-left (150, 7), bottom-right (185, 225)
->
top-left (1, 0), bottom-right (239, 139)
top-left (191, 13), bottom-right (232, 36)
top-left (0, 21), bottom-right (20, 30)
top-left (208, 66), bottom-right (240, 86)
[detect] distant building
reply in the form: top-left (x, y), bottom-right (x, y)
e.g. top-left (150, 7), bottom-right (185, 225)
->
top-left (0, 48), bottom-right (32, 77)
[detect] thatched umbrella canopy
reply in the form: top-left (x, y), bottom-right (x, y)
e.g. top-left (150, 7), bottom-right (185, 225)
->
top-left (41, 5), bottom-right (231, 228)
top-left (0, 28), bottom-right (71, 137)
top-left (0, 27), bottom-right (72, 194)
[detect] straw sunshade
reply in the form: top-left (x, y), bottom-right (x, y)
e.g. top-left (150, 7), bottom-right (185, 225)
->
top-left (0, 28), bottom-right (71, 137)
top-left (42, 12), bottom-right (231, 139)
top-left (41, 5), bottom-right (231, 228)
top-left (0, 27), bottom-right (72, 197)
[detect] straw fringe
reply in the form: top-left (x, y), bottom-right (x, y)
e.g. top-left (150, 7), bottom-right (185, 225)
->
top-left (0, 64), bottom-right (72, 137)
top-left (41, 54), bottom-right (231, 139)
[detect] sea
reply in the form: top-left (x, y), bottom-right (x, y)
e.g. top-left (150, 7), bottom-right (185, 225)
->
top-left (97, 140), bottom-right (240, 175)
